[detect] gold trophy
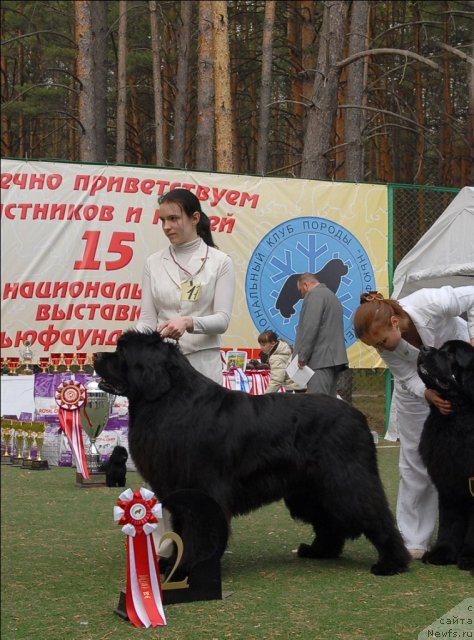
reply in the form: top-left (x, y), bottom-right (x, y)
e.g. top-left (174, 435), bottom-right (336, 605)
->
top-left (1, 419), bottom-right (14, 464)
top-left (22, 422), bottom-right (35, 468)
top-left (30, 421), bottom-right (49, 470)
top-left (12, 426), bottom-right (26, 465)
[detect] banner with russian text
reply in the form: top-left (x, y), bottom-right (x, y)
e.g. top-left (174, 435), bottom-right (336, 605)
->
top-left (1, 159), bottom-right (388, 368)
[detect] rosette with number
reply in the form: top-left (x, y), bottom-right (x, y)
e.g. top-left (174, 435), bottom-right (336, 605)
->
top-left (55, 379), bottom-right (89, 479)
top-left (114, 488), bottom-right (166, 628)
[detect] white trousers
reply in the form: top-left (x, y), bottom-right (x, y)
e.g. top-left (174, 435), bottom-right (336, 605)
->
top-left (394, 382), bottom-right (438, 550)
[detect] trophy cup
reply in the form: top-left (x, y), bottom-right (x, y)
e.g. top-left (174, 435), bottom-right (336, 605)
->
top-left (50, 353), bottom-right (62, 372)
top-left (39, 357), bottom-right (50, 373)
top-left (0, 356), bottom-right (7, 374)
top-left (21, 423), bottom-right (35, 468)
top-left (63, 353), bottom-right (74, 372)
top-left (1, 419), bottom-right (14, 463)
top-left (30, 421), bottom-right (49, 470)
top-left (12, 426), bottom-right (26, 465)
top-left (7, 357), bottom-right (21, 376)
top-left (20, 341), bottom-right (34, 374)
top-left (76, 376), bottom-right (116, 486)
top-left (75, 353), bottom-right (87, 373)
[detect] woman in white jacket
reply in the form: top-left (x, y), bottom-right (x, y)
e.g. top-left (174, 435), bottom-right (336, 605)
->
top-left (137, 188), bottom-right (235, 383)
top-left (353, 286), bottom-right (474, 559)
top-left (258, 330), bottom-right (304, 394)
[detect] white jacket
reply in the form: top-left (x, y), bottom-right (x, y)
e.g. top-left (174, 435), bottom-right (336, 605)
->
top-left (382, 285), bottom-right (474, 400)
top-left (137, 244), bottom-right (234, 355)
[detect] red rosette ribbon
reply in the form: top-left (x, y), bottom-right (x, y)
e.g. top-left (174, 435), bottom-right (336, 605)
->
top-left (114, 488), bottom-right (167, 628)
top-left (55, 379), bottom-right (89, 480)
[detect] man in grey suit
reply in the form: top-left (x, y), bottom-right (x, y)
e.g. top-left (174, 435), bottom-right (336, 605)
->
top-left (293, 272), bottom-right (348, 396)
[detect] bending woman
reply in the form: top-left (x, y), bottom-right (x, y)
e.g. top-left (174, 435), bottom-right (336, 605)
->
top-left (353, 286), bottom-right (474, 559)
top-left (137, 188), bottom-right (235, 384)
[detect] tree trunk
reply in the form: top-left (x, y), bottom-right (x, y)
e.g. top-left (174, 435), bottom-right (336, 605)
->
top-left (212, 0), bottom-right (234, 173)
top-left (344, 0), bottom-right (369, 181)
top-left (196, 0), bottom-right (214, 171)
top-left (75, 0), bottom-right (107, 162)
top-left (256, 0), bottom-right (276, 175)
top-left (149, 0), bottom-right (165, 166)
top-left (301, 1), bottom-right (349, 180)
top-left (171, 0), bottom-right (193, 168)
top-left (116, 0), bottom-right (127, 163)
top-left (75, 1), bottom-right (97, 161)
top-left (91, 0), bottom-right (108, 161)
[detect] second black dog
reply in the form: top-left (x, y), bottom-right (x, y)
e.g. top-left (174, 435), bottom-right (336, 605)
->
top-left (417, 339), bottom-right (474, 570)
top-left (99, 445), bottom-right (128, 487)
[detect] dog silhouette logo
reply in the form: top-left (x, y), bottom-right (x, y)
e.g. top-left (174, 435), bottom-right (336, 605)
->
top-left (245, 217), bottom-right (376, 348)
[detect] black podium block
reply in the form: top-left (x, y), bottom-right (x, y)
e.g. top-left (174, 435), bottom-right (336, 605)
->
top-left (115, 489), bottom-right (230, 619)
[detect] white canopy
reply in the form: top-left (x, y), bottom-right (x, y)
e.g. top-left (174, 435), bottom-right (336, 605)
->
top-left (392, 186), bottom-right (474, 299)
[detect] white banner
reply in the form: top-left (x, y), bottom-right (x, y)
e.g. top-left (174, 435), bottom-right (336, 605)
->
top-left (1, 159), bottom-right (388, 367)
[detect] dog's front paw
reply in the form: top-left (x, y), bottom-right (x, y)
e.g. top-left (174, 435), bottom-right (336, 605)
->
top-left (422, 546), bottom-right (457, 565)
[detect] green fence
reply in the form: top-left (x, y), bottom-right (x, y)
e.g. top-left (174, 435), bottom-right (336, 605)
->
top-left (343, 184), bottom-right (460, 436)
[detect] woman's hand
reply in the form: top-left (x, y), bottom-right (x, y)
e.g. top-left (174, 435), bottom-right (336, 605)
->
top-left (159, 317), bottom-right (193, 340)
top-left (424, 388), bottom-right (452, 415)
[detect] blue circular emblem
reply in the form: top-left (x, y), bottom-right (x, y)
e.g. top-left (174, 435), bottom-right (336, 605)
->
top-left (245, 217), bottom-right (376, 348)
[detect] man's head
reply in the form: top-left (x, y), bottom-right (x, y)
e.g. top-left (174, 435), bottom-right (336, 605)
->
top-left (297, 273), bottom-right (320, 297)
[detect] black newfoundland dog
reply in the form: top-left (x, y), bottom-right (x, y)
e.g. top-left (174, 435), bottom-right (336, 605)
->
top-left (94, 331), bottom-right (409, 576)
top-left (99, 445), bottom-right (128, 487)
top-left (417, 340), bottom-right (474, 571)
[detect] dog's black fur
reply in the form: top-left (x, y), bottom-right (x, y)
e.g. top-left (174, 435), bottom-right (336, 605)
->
top-left (417, 339), bottom-right (474, 571)
top-left (99, 445), bottom-right (128, 487)
top-left (94, 330), bottom-right (409, 576)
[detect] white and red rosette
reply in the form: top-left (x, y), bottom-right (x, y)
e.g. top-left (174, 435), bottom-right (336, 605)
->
top-left (55, 379), bottom-right (89, 479)
top-left (114, 488), bottom-right (167, 628)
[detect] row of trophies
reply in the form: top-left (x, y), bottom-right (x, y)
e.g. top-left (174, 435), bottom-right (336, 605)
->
top-left (0, 352), bottom-right (95, 376)
top-left (1, 418), bottom-right (49, 469)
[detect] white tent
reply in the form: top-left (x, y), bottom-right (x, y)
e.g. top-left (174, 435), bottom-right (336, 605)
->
top-left (392, 185), bottom-right (474, 299)
top-left (386, 185), bottom-right (474, 441)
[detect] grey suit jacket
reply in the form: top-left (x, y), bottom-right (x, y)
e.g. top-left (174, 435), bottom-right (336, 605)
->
top-left (293, 283), bottom-right (348, 370)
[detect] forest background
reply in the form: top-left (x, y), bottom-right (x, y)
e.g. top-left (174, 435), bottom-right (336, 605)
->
top-left (1, 0), bottom-right (473, 188)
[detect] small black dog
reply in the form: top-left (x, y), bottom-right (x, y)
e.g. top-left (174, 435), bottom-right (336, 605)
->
top-left (99, 445), bottom-right (128, 487)
top-left (417, 340), bottom-right (474, 571)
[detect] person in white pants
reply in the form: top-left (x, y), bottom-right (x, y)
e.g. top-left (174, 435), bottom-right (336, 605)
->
top-left (353, 286), bottom-right (474, 559)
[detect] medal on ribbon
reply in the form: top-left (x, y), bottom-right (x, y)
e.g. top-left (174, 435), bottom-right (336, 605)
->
top-left (114, 488), bottom-right (167, 628)
top-left (55, 379), bottom-right (89, 480)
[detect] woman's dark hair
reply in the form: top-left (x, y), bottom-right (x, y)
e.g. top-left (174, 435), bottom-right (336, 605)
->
top-left (258, 330), bottom-right (278, 344)
top-left (158, 188), bottom-right (217, 247)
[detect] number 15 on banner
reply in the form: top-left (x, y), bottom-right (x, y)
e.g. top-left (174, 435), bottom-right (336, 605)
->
top-left (74, 231), bottom-right (135, 270)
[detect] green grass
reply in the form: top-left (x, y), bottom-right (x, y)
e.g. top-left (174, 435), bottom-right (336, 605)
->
top-left (1, 448), bottom-right (470, 640)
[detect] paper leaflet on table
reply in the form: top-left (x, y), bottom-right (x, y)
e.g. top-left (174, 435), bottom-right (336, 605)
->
top-left (286, 355), bottom-right (314, 387)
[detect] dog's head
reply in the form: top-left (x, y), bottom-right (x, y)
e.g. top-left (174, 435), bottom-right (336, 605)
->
top-left (110, 445), bottom-right (128, 464)
top-left (417, 340), bottom-right (474, 405)
top-left (94, 330), bottom-right (179, 402)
